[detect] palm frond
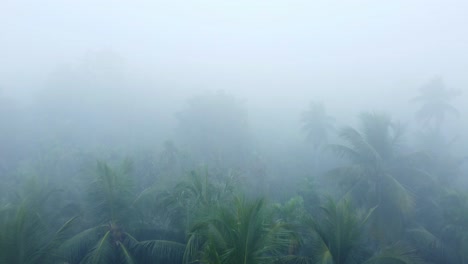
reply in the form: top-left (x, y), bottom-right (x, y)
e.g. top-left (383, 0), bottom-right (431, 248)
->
top-left (364, 242), bottom-right (424, 264)
top-left (86, 230), bottom-right (113, 264)
top-left (133, 239), bottom-right (185, 263)
top-left (58, 226), bottom-right (104, 263)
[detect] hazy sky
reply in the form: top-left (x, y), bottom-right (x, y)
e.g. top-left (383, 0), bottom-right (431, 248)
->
top-left (1, 0), bottom-right (467, 115)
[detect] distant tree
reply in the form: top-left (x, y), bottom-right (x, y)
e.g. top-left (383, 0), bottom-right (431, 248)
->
top-left (0, 92), bottom-right (24, 177)
top-left (412, 77), bottom-right (460, 130)
top-left (328, 113), bottom-right (426, 244)
top-left (408, 190), bottom-right (468, 264)
top-left (301, 101), bottom-right (334, 150)
top-left (175, 91), bottom-right (251, 168)
top-left (301, 101), bottom-right (334, 175)
top-left (32, 51), bottom-right (141, 149)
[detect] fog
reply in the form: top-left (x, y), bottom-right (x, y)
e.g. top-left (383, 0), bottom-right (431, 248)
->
top-left (1, 1), bottom-right (468, 263)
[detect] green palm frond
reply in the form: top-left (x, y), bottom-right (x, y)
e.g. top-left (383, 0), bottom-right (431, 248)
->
top-left (338, 126), bottom-right (381, 164)
top-left (407, 226), bottom-right (441, 250)
top-left (58, 226), bottom-right (104, 263)
top-left (327, 112), bottom-right (422, 244)
top-left (381, 174), bottom-right (414, 214)
top-left (0, 178), bottom-right (77, 264)
top-left (305, 198), bottom-right (375, 264)
top-left (87, 160), bottom-right (136, 225)
top-left (327, 144), bottom-right (363, 163)
top-left (117, 238), bottom-right (136, 264)
top-left (186, 196), bottom-right (296, 264)
top-left (133, 239), bottom-right (185, 263)
top-left (86, 230), bottom-right (113, 264)
top-left (364, 242), bottom-right (423, 264)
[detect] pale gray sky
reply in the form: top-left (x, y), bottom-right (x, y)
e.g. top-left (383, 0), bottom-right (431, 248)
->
top-left (1, 0), bottom-right (467, 116)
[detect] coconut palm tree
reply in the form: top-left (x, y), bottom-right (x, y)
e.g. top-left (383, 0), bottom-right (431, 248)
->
top-left (301, 101), bottom-right (335, 174)
top-left (302, 101), bottom-right (332, 142)
top-left (300, 198), bottom-right (423, 264)
top-left (328, 112), bottom-right (425, 244)
top-left (301, 102), bottom-right (335, 149)
top-left (184, 196), bottom-right (296, 264)
top-left (407, 189), bottom-right (468, 264)
top-left (0, 178), bottom-right (77, 264)
top-left (304, 198), bottom-right (374, 264)
top-left (157, 167), bottom-right (240, 239)
top-left (412, 77), bottom-right (460, 130)
top-left (439, 190), bottom-right (468, 263)
top-left (58, 160), bottom-right (185, 264)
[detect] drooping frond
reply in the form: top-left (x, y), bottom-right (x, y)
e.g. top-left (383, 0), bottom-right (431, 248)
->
top-left (58, 226), bottom-right (104, 263)
top-left (117, 240), bottom-right (136, 264)
top-left (88, 160), bottom-right (135, 224)
top-left (133, 239), bottom-right (185, 263)
top-left (407, 226), bottom-right (442, 250)
top-left (0, 179), bottom-right (76, 264)
top-left (306, 198), bottom-right (374, 264)
top-left (337, 126), bottom-right (382, 165)
top-left (185, 196), bottom-right (296, 264)
top-left (364, 242), bottom-right (423, 264)
top-left (327, 112), bottom-right (419, 244)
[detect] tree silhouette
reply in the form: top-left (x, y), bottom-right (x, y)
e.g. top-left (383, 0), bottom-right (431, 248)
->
top-left (328, 113), bottom-right (425, 244)
top-left (412, 77), bottom-right (460, 130)
top-left (301, 101), bottom-right (334, 150)
top-left (301, 101), bottom-right (335, 175)
top-left (59, 161), bottom-right (185, 264)
top-left (175, 90), bottom-right (251, 169)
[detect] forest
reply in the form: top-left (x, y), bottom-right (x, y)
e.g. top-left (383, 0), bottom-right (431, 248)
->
top-left (2, 1), bottom-right (468, 263)
top-left (0, 75), bottom-right (467, 264)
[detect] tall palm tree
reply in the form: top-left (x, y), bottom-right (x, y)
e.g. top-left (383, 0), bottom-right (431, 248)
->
top-left (439, 190), bottom-right (468, 263)
top-left (305, 198), bottom-right (374, 264)
top-left (407, 189), bottom-right (468, 264)
top-left (301, 102), bottom-right (335, 150)
top-left (184, 196), bottom-right (295, 264)
top-left (0, 178), bottom-right (76, 264)
top-left (301, 101), bottom-right (335, 175)
top-left (59, 160), bottom-right (185, 264)
top-left (412, 77), bottom-right (460, 130)
top-left (158, 168), bottom-right (239, 233)
top-left (328, 112), bottom-right (424, 244)
top-left (302, 198), bottom-right (422, 264)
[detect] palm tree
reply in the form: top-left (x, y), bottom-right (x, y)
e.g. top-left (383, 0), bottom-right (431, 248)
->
top-left (59, 160), bottom-right (185, 264)
top-left (328, 112), bottom-right (424, 244)
top-left (184, 196), bottom-right (296, 264)
top-left (412, 77), bottom-right (460, 130)
top-left (305, 198), bottom-right (374, 264)
top-left (301, 101), bottom-right (335, 174)
top-left (407, 189), bottom-right (468, 264)
top-left (301, 198), bottom-right (422, 264)
top-left (0, 178), bottom-right (76, 264)
top-left (157, 168), bottom-right (239, 235)
top-left (439, 190), bottom-right (468, 263)
top-left (301, 101), bottom-right (334, 150)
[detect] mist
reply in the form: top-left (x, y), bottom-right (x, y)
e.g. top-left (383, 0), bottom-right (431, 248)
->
top-left (1, 1), bottom-right (468, 263)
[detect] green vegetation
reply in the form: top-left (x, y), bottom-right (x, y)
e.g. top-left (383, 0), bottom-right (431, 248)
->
top-left (0, 81), bottom-right (466, 264)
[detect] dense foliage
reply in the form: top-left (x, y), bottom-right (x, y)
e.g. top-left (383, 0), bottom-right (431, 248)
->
top-left (0, 79), bottom-right (466, 264)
